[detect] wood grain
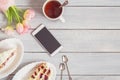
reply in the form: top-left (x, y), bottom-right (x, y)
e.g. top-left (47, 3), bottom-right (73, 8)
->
top-left (1, 0), bottom-right (120, 79)
top-left (1, 7), bottom-right (120, 29)
top-left (15, 0), bottom-right (120, 6)
top-left (1, 52), bottom-right (120, 80)
top-left (17, 53), bottom-right (120, 75)
top-left (3, 75), bottom-right (120, 80)
top-left (7, 30), bottom-right (120, 53)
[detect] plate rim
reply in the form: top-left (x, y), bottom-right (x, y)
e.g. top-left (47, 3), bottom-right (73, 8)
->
top-left (12, 61), bottom-right (57, 80)
top-left (0, 38), bottom-right (24, 79)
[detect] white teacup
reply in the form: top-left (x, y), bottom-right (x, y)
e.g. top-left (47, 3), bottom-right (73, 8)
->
top-left (42, 0), bottom-right (65, 22)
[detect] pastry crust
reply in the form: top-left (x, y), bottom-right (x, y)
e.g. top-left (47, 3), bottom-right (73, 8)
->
top-left (28, 63), bottom-right (51, 80)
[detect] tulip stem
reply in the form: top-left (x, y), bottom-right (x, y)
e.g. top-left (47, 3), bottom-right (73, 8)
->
top-left (7, 9), bottom-right (11, 25)
top-left (11, 6), bottom-right (21, 23)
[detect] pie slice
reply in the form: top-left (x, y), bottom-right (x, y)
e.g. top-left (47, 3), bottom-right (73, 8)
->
top-left (28, 63), bottom-right (52, 80)
top-left (0, 48), bottom-right (17, 69)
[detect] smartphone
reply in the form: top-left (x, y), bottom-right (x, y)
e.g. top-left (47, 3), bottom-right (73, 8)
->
top-left (32, 24), bottom-right (63, 56)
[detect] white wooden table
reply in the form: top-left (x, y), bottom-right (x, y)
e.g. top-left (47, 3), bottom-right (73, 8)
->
top-left (1, 0), bottom-right (120, 80)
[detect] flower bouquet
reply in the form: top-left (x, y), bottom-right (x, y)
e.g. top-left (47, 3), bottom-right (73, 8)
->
top-left (0, 0), bottom-right (35, 35)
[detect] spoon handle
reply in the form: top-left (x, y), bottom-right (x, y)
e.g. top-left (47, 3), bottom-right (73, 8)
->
top-left (65, 63), bottom-right (72, 80)
top-left (59, 0), bottom-right (68, 8)
top-left (63, 0), bottom-right (68, 6)
top-left (60, 70), bottom-right (63, 80)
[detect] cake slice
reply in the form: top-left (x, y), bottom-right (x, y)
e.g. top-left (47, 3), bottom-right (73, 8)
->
top-left (0, 48), bottom-right (16, 69)
top-left (28, 63), bottom-right (51, 80)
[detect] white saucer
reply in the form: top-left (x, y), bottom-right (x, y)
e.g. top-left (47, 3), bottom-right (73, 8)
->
top-left (12, 61), bottom-right (56, 80)
top-left (0, 38), bottom-right (24, 79)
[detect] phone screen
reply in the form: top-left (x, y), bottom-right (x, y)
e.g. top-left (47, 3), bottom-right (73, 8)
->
top-left (34, 27), bottom-right (61, 54)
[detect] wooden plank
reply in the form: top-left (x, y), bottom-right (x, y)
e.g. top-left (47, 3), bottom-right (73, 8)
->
top-left (1, 29), bottom-right (120, 52)
top-left (17, 53), bottom-right (120, 75)
top-left (8, 30), bottom-right (120, 52)
top-left (1, 7), bottom-right (120, 29)
top-left (15, 0), bottom-right (120, 6)
top-left (2, 53), bottom-right (120, 76)
top-left (2, 75), bottom-right (120, 80)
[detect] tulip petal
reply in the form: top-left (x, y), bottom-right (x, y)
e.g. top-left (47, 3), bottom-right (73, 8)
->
top-left (16, 23), bottom-right (24, 34)
top-left (24, 9), bottom-right (35, 20)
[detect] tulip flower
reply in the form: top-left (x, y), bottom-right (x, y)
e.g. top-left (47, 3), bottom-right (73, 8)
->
top-left (24, 9), bottom-right (35, 20)
top-left (4, 26), bottom-right (14, 35)
top-left (22, 20), bottom-right (30, 33)
top-left (0, 0), bottom-right (24, 35)
top-left (16, 23), bottom-right (24, 34)
top-left (0, 0), bottom-right (35, 35)
top-left (0, 0), bottom-right (22, 25)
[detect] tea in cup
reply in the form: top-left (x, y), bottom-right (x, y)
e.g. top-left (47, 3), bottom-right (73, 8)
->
top-left (42, 0), bottom-right (65, 22)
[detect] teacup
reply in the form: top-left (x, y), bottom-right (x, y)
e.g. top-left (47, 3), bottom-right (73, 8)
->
top-left (42, 0), bottom-right (65, 22)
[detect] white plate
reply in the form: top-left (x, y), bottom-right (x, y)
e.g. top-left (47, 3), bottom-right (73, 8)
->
top-left (0, 38), bottom-right (24, 79)
top-left (12, 61), bottom-right (56, 80)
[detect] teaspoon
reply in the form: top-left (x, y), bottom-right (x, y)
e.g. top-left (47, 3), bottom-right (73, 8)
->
top-left (59, 63), bottom-right (65, 80)
top-left (59, 0), bottom-right (68, 8)
top-left (62, 55), bottom-right (72, 80)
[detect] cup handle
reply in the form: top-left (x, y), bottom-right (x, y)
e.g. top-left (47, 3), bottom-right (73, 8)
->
top-left (59, 16), bottom-right (65, 23)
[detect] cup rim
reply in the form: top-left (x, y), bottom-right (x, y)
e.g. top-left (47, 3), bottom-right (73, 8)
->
top-left (42, 0), bottom-right (64, 20)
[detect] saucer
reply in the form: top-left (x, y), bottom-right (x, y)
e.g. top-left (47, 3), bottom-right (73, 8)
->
top-left (0, 38), bottom-right (24, 79)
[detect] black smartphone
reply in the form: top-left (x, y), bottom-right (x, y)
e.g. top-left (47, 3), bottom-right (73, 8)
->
top-left (32, 24), bottom-right (62, 56)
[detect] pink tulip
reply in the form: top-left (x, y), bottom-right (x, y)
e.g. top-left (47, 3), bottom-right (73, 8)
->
top-left (24, 9), bottom-right (35, 20)
top-left (4, 26), bottom-right (14, 35)
top-left (0, 0), bottom-right (15, 12)
top-left (22, 20), bottom-right (30, 33)
top-left (16, 23), bottom-right (24, 34)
